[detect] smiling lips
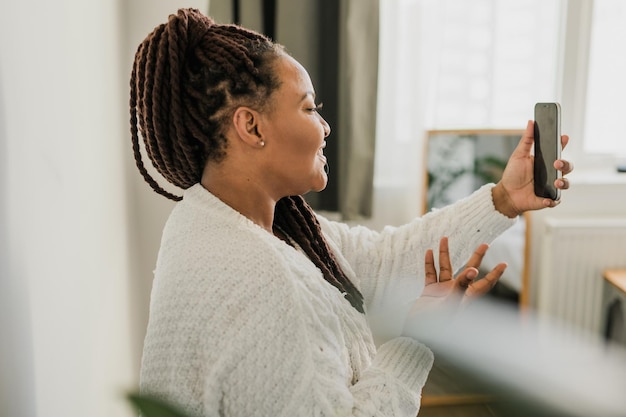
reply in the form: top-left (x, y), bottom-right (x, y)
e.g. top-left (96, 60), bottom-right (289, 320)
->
top-left (318, 142), bottom-right (327, 160)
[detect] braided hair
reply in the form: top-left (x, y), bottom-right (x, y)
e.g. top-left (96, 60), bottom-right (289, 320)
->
top-left (130, 8), bottom-right (364, 313)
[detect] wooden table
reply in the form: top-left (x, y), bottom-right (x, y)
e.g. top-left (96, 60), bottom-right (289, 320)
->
top-left (603, 269), bottom-right (626, 345)
top-left (604, 269), bottom-right (626, 295)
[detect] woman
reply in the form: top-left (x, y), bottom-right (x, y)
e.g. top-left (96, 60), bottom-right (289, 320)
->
top-left (130, 8), bottom-right (572, 417)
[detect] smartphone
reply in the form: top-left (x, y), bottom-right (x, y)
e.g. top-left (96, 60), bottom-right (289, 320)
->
top-left (533, 102), bottom-right (561, 200)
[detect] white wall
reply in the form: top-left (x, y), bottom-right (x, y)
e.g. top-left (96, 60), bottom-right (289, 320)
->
top-left (0, 1), bottom-right (201, 417)
top-left (0, 59), bottom-right (36, 417)
top-left (0, 0), bottom-right (136, 415)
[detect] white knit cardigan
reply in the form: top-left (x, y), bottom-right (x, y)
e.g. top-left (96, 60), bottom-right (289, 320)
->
top-left (139, 183), bottom-right (514, 417)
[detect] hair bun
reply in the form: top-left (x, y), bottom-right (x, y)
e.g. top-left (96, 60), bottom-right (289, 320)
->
top-left (175, 8), bottom-right (215, 26)
top-left (168, 8), bottom-right (216, 53)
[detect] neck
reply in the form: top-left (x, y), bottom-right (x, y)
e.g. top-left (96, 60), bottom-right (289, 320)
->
top-left (201, 163), bottom-right (277, 233)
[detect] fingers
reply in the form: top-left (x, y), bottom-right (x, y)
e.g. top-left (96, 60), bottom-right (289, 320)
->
top-left (459, 242), bottom-right (492, 290)
top-left (555, 159), bottom-right (574, 176)
top-left (517, 124), bottom-right (571, 168)
top-left (427, 238), bottom-right (487, 284)
top-left (424, 249), bottom-right (437, 285)
top-left (512, 120), bottom-right (535, 158)
top-left (464, 243), bottom-right (490, 270)
top-left (560, 134), bottom-right (570, 150)
top-left (555, 177), bottom-right (570, 190)
top-left (447, 267), bottom-right (478, 307)
top-left (466, 262), bottom-right (507, 299)
top-left (424, 237), bottom-right (453, 285)
top-left (438, 237), bottom-right (453, 282)
top-left (555, 135), bottom-right (573, 190)
top-left (551, 159), bottom-right (573, 202)
top-left (542, 197), bottom-right (561, 208)
top-left (455, 267), bottom-right (478, 292)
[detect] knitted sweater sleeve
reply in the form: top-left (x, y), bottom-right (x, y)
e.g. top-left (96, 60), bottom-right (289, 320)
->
top-left (319, 184), bottom-right (516, 330)
top-left (350, 337), bottom-right (434, 416)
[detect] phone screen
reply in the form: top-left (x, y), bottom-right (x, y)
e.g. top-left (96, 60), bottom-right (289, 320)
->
top-left (533, 102), bottom-right (561, 200)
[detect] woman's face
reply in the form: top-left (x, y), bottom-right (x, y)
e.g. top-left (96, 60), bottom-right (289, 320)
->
top-left (259, 54), bottom-right (331, 197)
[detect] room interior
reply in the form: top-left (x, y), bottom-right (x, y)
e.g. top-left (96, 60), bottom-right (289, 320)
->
top-left (416, 129), bottom-right (626, 416)
top-left (1, 1), bottom-right (626, 417)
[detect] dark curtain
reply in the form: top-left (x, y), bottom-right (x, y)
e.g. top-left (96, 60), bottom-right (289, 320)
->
top-left (210, 0), bottom-right (379, 219)
top-left (311, 0), bottom-right (341, 212)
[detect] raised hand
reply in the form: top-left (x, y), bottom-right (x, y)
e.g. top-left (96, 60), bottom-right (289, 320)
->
top-left (411, 237), bottom-right (507, 315)
top-left (492, 120), bottom-right (574, 218)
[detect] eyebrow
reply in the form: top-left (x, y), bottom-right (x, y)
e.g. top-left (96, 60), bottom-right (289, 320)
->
top-left (300, 91), bottom-right (316, 102)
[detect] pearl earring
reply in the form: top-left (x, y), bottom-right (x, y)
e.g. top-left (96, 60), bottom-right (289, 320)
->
top-left (259, 140), bottom-right (265, 147)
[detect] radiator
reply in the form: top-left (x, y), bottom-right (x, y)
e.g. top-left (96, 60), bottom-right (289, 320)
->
top-left (535, 217), bottom-right (626, 336)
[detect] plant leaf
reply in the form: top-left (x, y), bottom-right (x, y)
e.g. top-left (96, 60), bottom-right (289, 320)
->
top-left (127, 392), bottom-right (194, 417)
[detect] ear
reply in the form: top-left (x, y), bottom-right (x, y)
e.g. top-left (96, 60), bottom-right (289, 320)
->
top-left (232, 107), bottom-right (265, 148)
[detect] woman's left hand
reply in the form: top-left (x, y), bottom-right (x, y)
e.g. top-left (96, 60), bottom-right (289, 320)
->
top-left (492, 120), bottom-right (574, 218)
top-left (410, 237), bottom-right (507, 315)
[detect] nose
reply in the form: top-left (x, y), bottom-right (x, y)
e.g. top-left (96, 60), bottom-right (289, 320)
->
top-left (321, 117), bottom-right (331, 138)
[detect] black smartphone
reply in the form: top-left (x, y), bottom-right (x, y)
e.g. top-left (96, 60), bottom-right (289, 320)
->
top-left (533, 102), bottom-right (561, 200)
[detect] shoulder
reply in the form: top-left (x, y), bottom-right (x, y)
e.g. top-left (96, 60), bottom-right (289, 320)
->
top-left (150, 185), bottom-right (305, 317)
top-left (157, 208), bottom-right (298, 295)
top-left (147, 199), bottom-right (310, 358)
top-left (159, 185), bottom-right (285, 266)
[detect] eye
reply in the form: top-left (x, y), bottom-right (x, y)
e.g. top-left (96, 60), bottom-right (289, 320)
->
top-left (308, 102), bottom-right (324, 113)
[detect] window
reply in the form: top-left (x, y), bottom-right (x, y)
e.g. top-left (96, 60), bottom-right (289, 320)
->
top-left (582, 0), bottom-right (626, 155)
top-left (423, 0), bottom-right (563, 129)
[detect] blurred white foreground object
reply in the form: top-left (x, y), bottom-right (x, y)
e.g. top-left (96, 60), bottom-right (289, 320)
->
top-left (404, 298), bottom-right (626, 417)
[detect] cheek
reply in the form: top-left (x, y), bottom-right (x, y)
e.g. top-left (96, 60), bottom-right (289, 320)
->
top-left (275, 121), bottom-right (321, 161)
top-left (289, 135), bottom-right (318, 159)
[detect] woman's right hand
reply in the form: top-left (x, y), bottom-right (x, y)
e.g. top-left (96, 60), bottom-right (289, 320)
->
top-left (492, 120), bottom-right (573, 218)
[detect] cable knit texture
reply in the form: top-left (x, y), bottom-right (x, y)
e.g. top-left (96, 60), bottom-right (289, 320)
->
top-left (139, 183), bottom-right (514, 416)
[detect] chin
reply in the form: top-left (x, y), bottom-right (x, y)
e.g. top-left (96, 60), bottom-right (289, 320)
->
top-left (309, 179), bottom-right (328, 194)
top-left (298, 169), bottom-right (328, 195)
top-left (315, 174), bottom-right (329, 192)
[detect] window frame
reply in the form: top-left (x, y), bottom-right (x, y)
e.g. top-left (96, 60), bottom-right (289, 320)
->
top-left (560, 0), bottom-right (626, 172)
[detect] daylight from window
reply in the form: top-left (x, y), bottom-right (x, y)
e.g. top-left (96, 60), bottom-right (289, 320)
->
top-left (583, 0), bottom-right (626, 155)
top-left (423, 0), bottom-right (562, 129)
